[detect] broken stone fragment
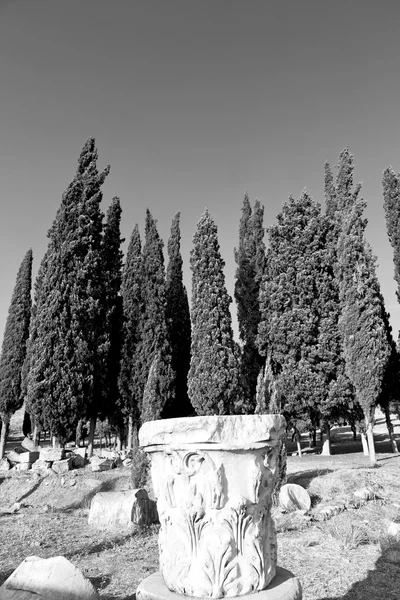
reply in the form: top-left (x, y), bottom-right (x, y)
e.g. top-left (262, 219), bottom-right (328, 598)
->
top-left (88, 488), bottom-right (157, 528)
top-left (51, 458), bottom-right (72, 474)
top-left (39, 448), bottom-right (65, 462)
top-left (279, 484), bottom-right (311, 513)
top-left (0, 555), bottom-right (99, 600)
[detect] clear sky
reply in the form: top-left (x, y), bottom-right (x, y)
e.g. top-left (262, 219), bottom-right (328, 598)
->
top-left (1, 0), bottom-right (400, 345)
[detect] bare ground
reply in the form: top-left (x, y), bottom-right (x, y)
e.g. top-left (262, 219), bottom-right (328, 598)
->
top-left (0, 410), bottom-right (399, 600)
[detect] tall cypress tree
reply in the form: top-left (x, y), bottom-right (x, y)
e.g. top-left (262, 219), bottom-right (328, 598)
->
top-left (336, 198), bottom-right (391, 464)
top-left (383, 167), bottom-right (400, 315)
top-left (188, 209), bottom-right (240, 415)
top-left (257, 193), bottom-right (346, 449)
top-left (234, 194), bottom-right (265, 413)
top-left (0, 249), bottom-right (33, 458)
top-left (164, 213), bottom-right (193, 418)
top-left (100, 197), bottom-right (124, 434)
top-left (139, 210), bottom-right (175, 422)
top-left (26, 138), bottom-right (109, 445)
top-left (118, 224), bottom-right (143, 447)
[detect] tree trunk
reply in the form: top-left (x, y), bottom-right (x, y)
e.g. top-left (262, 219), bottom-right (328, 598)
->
top-left (127, 415), bottom-right (134, 452)
top-left (52, 436), bottom-right (60, 449)
top-left (87, 416), bottom-right (97, 458)
top-left (0, 419), bottom-right (10, 459)
top-left (361, 431), bottom-right (369, 455)
top-left (295, 432), bottom-right (302, 457)
top-left (116, 429), bottom-right (123, 452)
top-left (76, 419), bottom-right (83, 447)
top-left (319, 429), bottom-right (323, 443)
top-left (308, 429), bottom-right (316, 448)
top-left (32, 424), bottom-right (40, 446)
top-left (321, 426), bottom-right (331, 456)
top-left (383, 404), bottom-right (399, 453)
top-left (351, 424), bottom-right (357, 440)
top-left (366, 422), bottom-right (377, 465)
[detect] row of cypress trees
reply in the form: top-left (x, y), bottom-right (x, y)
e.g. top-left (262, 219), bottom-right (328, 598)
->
top-left (0, 141), bottom-right (399, 464)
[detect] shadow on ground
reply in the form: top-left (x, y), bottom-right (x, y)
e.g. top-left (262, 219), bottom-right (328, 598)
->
top-left (286, 469), bottom-right (333, 488)
top-left (318, 539), bottom-right (400, 600)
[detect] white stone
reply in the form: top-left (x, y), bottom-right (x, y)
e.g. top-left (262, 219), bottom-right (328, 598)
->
top-left (388, 521), bottom-right (400, 537)
top-left (39, 448), bottom-right (65, 462)
top-left (74, 447), bottom-right (87, 459)
top-left (52, 458), bottom-right (72, 474)
top-left (88, 488), bottom-right (155, 528)
top-left (90, 456), bottom-right (114, 472)
top-left (279, 484), bottom-right (311, 513)
top-left (0, 457), bottom-right (11, 471)
top-left (0, 555), bottom-right (99, 600)
top-left (21, 438), bottom-right (40, 453)
top-left (139, 414), bottom-right (286, 598)
top-left (354, 488), bottom-right (376, 501)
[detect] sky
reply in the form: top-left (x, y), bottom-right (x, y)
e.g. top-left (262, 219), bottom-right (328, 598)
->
top-left (1, 0), bottom-right (400, 345)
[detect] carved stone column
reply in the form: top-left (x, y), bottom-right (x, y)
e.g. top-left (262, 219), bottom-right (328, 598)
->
top-left (137, 415), bottom-right (302, 600)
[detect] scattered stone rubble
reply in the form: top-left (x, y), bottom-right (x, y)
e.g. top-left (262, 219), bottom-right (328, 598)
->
top-left (0, 441), bottom-right (134, 474)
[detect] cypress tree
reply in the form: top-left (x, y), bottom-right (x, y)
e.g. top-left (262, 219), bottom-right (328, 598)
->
top-left (164, 212), bottom-right (193, 418)
top-left (139, 210), bottom-right (175, 422)
top-left (0, 249), bottom-right (33, 458)
top-left (100, 198), bottom-right (124, 439)
top-left (234, 194), bottom-right (265, 413)
top-left (257, 193), bottom-right (345, 449)
top-left (188, 209), bottom-right (240, 415)
top-left (26, 138), bottom-right (109, 445)
top-left (383, 167), bottom-right (400, 313)
top-left (118, 224), bottom-right (143, 447)
top-left (336, 198), bottom-right (391, 464)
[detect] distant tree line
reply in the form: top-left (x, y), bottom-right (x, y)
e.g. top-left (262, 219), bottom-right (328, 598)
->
top-left (0, 140), bottom-right (399, 465)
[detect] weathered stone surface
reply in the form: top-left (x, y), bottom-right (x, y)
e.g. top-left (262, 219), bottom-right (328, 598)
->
top-left (279, 484), bottom-right (311, 513)
top-left (0, 555), bottom-right (99, 599)
top-left (7, 451), bottom-right (38, 464)
top-left (315, 504), bottom-right (345, 521)
top-left (0, 457), bottom-right (11, 471)
top-left (88, 488), bottom-right (156, 528)
top-left (15, 463), bottom-right (31, 471)
top-left (39, 448), bottom-right (65, 462)
top-left (99, 449), bottom-right (118, 459)
top-left (52, 458), bottom-right (72, 474)
top-left (90, 456), bottom-right (114, 472)
top-left (21, 438), bottom-right (40, 453)
top-left (136, 569), bottom-right (302, 600)
top-left (140, 415), bottom-right (287, 598)
top-left (388, 521), bottom-right (400, 537)
top-left (74, 447), bottom-right (86, 459)
top-left (32, 460), bottom-right (52, 472)
top-left (139, 414), bottom-right (287, 450)
top-left (353, 487), bottom-right (377, 501)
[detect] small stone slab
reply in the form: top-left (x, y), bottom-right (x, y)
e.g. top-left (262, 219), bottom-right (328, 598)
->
top-left (0, 457), bottom-right (11, 471)
top-left (90, 456), bottom-right (114, 472)
top-left (0, 555), bottom-right (99, 600)
top-left (52, 458), bottom-right (72, 474)
top-left (7, 451), bottom-right (38, 464)
top-left (21, 438), bottom-right (40, 453)
top-left (39, 448), bottom-right (65, 462)
top-left (136, 570), bottom-right (302, 600)
top-left (71, 454), bottom-right (85, 468)
top-left (279, 484), bottom-right (311, 513)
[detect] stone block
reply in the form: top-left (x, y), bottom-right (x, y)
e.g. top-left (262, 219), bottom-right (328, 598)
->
top-left (31, 460), bottom-right (50, 472)
top-left (15, 463), bottom-right (31, 471)
top-left (0, 555), bottom-right (99, 600)
top-left (388, 521), bottom-right (400, 537)
top-left (71, 453), bottom-right (85, 468)
top-left (90, 456), bottom-right (114, 472)
top-left (0, 457), bottom-right (11, 471)
top-left (39, 447), bottom-right (65, 462)
top-left (88, 488), bottom-right (156, 528)
top-left (74, 447), bottom-right (87, 459)
top-left (279, 484), bottom-right (311, 512)
top-left (21, 437), bottom-right (40, 453)
top-left (52, 458), bottom-right (72, 474)
top-left (7, 450), bottom-right (38, 464)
